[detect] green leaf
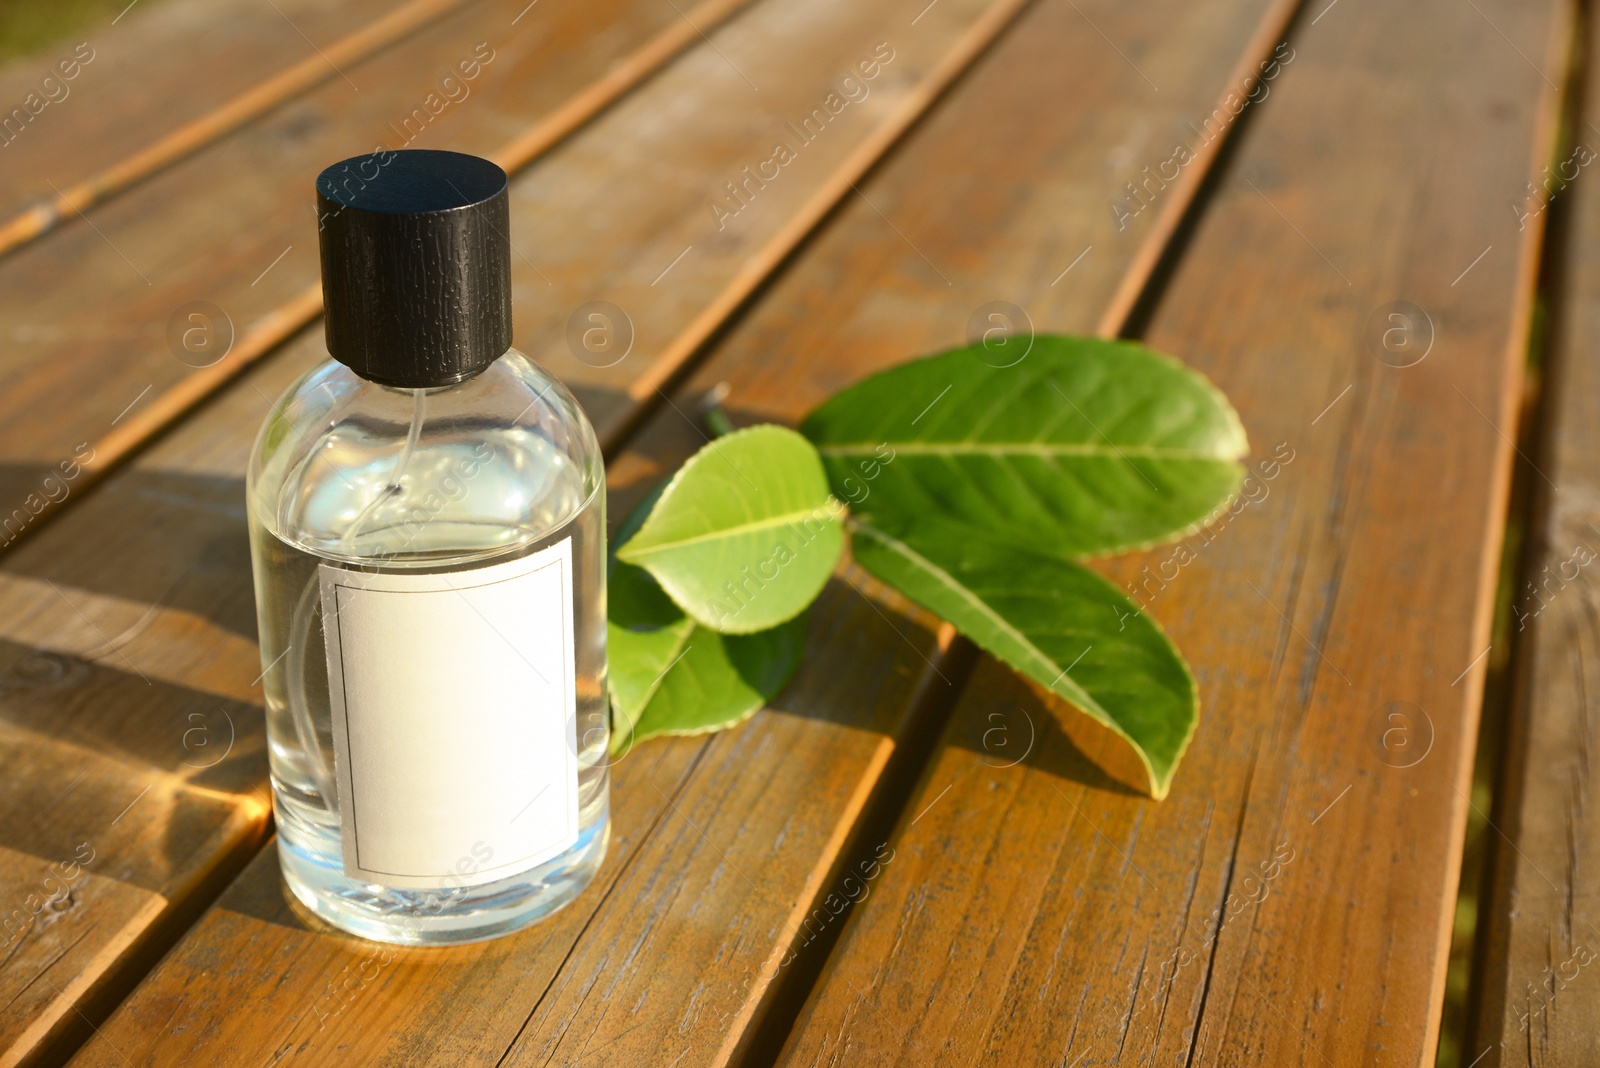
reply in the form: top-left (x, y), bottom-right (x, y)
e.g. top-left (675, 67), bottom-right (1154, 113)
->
top-left (801, 337), bottom-right (1248, 557)
top-left (608, 614), bottom-right (808, 752)
top-left (849, 514), bottom-right (1196, 798)
top-left (616, 425), bottom-right (844, 634)
top-left (608, 483), bottom-right (807, 753)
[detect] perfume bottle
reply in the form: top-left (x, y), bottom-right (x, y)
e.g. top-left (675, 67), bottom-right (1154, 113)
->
top-left (246, 150), bottom-right (609, 945)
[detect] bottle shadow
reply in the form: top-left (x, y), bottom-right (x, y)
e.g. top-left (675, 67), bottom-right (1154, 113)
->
top-left (0, 463), bottom-right (257, 639)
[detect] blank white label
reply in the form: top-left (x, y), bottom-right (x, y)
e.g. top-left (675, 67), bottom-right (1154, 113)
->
top-left (320, 539), bottom-right (578, 889)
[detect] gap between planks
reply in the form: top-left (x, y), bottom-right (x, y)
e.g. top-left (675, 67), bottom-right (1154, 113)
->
top-left (1462, 0), bottom-right (1595, 1058)
top-left (0, 0), bottom-right (468, 259)
top-left (18, 0), bottom-right (1045, 551)
top-left (1430, 0), bottom-right (1580, 1058)
top-left (768, 0), bottom-right (1580, 1061)
top-left (699, 0), bottom-right (1312, 1058)
top-left (6, 0), bottom-right (758, 561)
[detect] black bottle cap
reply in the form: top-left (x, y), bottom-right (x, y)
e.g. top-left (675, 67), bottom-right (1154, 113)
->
top-left (316, 150), bottom-right (513, 388)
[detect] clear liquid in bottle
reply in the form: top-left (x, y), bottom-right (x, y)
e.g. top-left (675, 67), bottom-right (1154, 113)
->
top-left (248, 353), bottom-right (609, 945)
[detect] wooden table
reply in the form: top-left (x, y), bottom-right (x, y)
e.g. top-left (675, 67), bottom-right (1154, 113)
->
top-left (0, 0), bottom-right (1584, 1063)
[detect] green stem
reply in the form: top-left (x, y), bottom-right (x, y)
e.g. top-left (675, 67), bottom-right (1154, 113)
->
top-left (702, 401), bottom-right (737, 438)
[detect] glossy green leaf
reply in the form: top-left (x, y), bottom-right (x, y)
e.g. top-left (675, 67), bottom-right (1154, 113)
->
top-left (608, 484), bottom-right (807, 754)
top-left (849, 514), bottom-right (1196, 798)
top-left (616, 425), bottom-right (843, 634)
top-left (801, 337), bottom-right (1248, 557)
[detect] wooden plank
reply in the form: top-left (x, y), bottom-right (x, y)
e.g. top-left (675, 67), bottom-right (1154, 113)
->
top-left (1470, 4), bottom-right (1600, 1063)
top-left (775, 0), bottom-right (1572, 1064)
top-left (0, 0), bottom-right (1045, 1061)
top-left (0, 0), bottom-right (756, 549)
top-left (56, 0), bottom-right (1297, 1063)
top-left (0, 0), bottom-right (466, 254)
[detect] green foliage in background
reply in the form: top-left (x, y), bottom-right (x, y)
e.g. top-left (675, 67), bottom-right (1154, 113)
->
top-left (610, 337), bottom-right (1247, 795)
top-left (0, 0), bottom-right (137, 66)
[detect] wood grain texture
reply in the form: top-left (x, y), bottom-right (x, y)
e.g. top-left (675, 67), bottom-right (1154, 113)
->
top-left (45, 0), bottom-right (1296, 1064)
top-left (0, 0), bottom-right (1041, 1060)
top-left (0, 0), bottom-right (471, 257)
top-left (775, 0), bottom-right (1573, 1065)
top-left (1470, 3), bottom-right (1600, 1063)
top-left (0, 0), bottom-right (757, 548)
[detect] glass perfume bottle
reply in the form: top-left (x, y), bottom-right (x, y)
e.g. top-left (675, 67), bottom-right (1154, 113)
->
top-left (247, 150), bottom-right (609, 945)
